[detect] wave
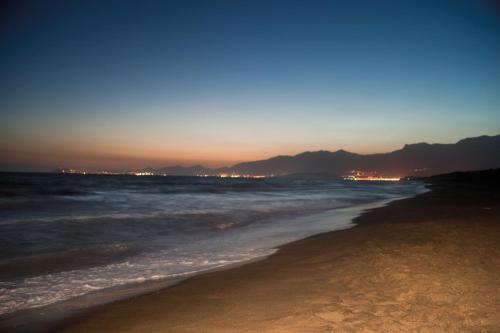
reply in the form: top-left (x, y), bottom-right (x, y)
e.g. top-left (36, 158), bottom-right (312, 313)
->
top-left (0, 244), bottom-right (135, 281)
top-left (0, 173), bottom-right (427, 316)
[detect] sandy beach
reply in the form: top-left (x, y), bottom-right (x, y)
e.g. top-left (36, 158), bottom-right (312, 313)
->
top-left (55, 174), bottom-right (500, 333)
top-left (2, 0), bottom-right (499, 330)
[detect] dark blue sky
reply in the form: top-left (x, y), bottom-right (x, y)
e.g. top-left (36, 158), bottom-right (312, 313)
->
top-left (1, 0), bottom-right (500, 171)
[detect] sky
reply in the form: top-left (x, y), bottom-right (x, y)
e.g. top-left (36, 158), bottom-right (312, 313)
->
top-left (1, 0), bottom-right (500, 171)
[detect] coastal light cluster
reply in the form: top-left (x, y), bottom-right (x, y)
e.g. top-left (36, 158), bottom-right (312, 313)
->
top-left (343, 175), bottom-right (401, 182)
top-left (343, 170), bottom-right (401, 182)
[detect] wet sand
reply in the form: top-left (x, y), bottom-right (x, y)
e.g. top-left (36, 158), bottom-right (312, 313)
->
top-left (60, 176), bottom-right (500, 332)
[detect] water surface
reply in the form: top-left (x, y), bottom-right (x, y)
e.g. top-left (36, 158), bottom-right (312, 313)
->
top-left (0, 173), bottom-right (425, 315)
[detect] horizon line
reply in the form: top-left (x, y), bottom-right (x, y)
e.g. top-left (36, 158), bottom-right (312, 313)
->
top-left (1, 133), bottom-right (498, 173)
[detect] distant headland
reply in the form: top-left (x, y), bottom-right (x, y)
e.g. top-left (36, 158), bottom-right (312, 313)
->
top-left (48, 134), bottom-right (500, 179)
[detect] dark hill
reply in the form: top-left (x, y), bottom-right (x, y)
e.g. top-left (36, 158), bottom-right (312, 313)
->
top-left (158, 135), bottom-right (500, 177)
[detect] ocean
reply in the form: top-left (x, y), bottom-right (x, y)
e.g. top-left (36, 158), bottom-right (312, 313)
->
top-left (0, 172), bottom-right (425, 317)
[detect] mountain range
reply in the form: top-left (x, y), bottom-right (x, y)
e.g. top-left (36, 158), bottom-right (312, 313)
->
top-left (155, 135), bottom-right (500, 177)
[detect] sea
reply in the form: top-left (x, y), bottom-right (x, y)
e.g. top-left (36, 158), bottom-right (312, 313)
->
top-left (0, 172), bottom-right (425, 319)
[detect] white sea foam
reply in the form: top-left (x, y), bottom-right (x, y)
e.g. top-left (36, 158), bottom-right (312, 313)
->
top-left (0, 250), bottom-right (271, 314)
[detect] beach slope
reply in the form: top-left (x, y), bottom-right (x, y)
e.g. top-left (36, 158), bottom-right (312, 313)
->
top-left (61, 171), bottom-right (500, 332)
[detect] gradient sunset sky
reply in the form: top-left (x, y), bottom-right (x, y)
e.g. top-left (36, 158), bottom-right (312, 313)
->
top-left (1, 0), bottom-right (500, 171)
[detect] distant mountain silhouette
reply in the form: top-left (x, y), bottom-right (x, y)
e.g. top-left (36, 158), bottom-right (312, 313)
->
top-left (158, 135), bottom-right (500, 177)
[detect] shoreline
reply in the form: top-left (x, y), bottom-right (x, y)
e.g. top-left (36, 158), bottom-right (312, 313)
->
top-left (0, 187), bottom-right (424, 333)
top-left (58, 177), bottom-right (500, 332)
top-left (2, 174), bottom-right (499, 332)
